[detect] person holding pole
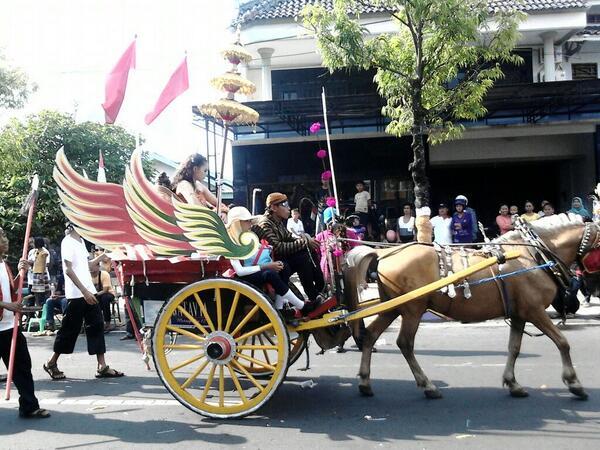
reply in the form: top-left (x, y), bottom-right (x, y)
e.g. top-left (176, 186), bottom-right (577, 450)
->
top-left (0, 226), bottom-right (50, 418)
top-left (42, 223), bottom-right (124, 380)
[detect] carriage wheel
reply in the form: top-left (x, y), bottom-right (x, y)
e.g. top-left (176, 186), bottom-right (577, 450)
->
top-left (233, 330), bottom-right (307, 378)
top-left (152, 278), bottom-right (289, 419)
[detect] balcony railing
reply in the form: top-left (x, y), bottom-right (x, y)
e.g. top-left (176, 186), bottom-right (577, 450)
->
top-left (192, 79), bottom-right (600, 139)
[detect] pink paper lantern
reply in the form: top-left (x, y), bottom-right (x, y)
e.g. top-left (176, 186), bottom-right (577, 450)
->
top-left (326, 196), bottom-right (336, 207)
top-left (321, 170), bottom-right (332, 181)
top-left (309, 122), bottom-right (322, 134)
top-left (316, 149), bottom-right (327, 159)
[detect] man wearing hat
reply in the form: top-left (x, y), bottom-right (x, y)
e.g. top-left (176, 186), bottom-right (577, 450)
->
top-left (455, 195), bottom-right (478, 241)
top-left (252, 193), bottom-right (325, 304)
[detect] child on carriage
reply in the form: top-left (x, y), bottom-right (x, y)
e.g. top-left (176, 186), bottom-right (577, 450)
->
top-left (226, 207), bottom-right (314, 317)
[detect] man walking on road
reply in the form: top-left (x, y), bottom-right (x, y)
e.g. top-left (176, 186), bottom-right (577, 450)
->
top-left (0, 226), bottom-right (50, 418)
top-left (43, 223), bottom-right (124, 380)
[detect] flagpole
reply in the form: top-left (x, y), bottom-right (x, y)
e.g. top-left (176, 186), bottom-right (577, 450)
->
top-left (321, 87), bottom-right (340, 212)
top-left (5, 175), bottom-right (39, 400)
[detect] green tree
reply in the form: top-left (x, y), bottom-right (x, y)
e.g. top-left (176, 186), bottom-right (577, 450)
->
top-left (0, 110), bottom-right (152, 261)
top-left (0, 52), bottom-right (35, 109)
top-left (303, 0), bottom-right (523, 208)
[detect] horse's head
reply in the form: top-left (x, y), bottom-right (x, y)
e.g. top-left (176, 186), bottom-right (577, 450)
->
top-left (531, 214), bottom-right (600, 294)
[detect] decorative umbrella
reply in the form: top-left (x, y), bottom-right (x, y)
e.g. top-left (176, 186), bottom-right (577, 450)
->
top-left (199, 28), bottom-right (259, 207)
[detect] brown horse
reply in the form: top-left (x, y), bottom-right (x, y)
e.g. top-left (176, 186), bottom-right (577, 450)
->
top-left (344, 214), bottom-right (592, 400)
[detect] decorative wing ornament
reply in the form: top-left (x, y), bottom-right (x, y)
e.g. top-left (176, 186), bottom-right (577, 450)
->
top-left (53, 148), bottom-right (258, 259)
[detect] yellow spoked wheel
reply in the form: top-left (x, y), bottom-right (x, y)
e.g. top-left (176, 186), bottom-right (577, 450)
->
top-left (152, 278), bottom-right (289, 419)
top-left (233, 330), bottom-right (307, 378)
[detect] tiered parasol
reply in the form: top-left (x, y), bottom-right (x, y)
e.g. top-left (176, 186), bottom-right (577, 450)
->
top-left (199, 29), bottom-right (259, 207)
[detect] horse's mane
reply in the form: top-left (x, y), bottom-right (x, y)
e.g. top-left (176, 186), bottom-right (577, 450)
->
top-left (494, 213), bottom-right (582, 244)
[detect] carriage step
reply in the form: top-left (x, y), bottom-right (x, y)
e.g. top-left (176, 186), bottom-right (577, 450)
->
top-left (303, 296), bottom-right (338, 320)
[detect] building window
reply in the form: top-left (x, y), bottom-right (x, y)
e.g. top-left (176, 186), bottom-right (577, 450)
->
top-left (587, 14), bottom-right (600, 24)
top-left (572, 63), bottom-right (598, 80)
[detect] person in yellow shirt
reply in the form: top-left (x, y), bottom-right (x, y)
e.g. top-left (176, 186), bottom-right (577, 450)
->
top-left (520, 201), bottom-right (539, 223)
top-left (30, 237), bottom-right (50, 307)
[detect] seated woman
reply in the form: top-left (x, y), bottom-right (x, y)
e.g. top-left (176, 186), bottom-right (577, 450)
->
top-left (226, 207), bottom-right (313, 316)
top-left (171, 153), bottom-right (228, 216)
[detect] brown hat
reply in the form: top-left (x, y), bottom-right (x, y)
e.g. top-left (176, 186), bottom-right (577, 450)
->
top-left (266, 192), bottom-right (288, 207)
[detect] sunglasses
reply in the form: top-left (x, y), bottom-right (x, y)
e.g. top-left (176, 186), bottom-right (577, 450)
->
top-left (276, 201), bottom-right (290, 208)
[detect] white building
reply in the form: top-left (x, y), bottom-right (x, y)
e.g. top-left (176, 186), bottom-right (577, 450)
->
top-left (207, 0), bottom-right (600, 225)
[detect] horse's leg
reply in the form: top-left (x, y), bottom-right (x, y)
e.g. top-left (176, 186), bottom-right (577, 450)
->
top-left (527, 308), bottom-right (588, 399)
top-left (396, 311), bottom-right (442, 399)
top-left (502, 317), bottom-right (528, 398)
top-left (358, 312), bottom-right (397, 397)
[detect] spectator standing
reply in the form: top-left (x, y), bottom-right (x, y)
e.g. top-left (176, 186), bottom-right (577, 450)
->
top-left (520, 201), bottom-right (539, 223)
top-left (43, 223), bottom-right (124, 380)
top-left (354, 181), bottom-right (371, 233)
top-left (542, 202), bottom-right (555, 217)
top-left (455, 195), bottom-right (478, 241)
top-left (430, 204), bottom-right (452, 244)
top-left (568, 196), bottom-right (592, 220)
top-left (396, 203), bottom-right (416, 243)
top-left (30, 237), bottom-right (50, 307)
top-left (538, 200), bottom-right (550, 218)
top-left (90, 267), bottom-right (116, 332)
top-left (451, 198), bottom-right (473, 243)
top-left (0, 226), bottom-right (50, 418)
top-left (496, 204), bottom-right (514, 235)
top-left (287, 209), bottom-right (305, 237)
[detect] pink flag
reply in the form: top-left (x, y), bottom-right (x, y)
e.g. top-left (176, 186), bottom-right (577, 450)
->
top-left (102, 40), bottom-right (136, 124)
top-left (145, 57), bottom-right (189, 125)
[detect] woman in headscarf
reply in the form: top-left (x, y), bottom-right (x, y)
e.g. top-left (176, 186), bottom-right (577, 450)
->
top-left (568, 197), bottom-right (592, 220)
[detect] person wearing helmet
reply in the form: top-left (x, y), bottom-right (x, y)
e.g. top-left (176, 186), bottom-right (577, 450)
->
top-left (455, 195), bottom-right (478, 241)
top-left (451, 198), bottom-right (473, 243)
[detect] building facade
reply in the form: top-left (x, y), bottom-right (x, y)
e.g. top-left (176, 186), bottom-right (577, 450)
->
top-left (202, 0), bottom-right (600, 227)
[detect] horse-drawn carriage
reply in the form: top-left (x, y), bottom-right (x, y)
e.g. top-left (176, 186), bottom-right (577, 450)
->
top-left (54, 148), bottom-right (597, 419)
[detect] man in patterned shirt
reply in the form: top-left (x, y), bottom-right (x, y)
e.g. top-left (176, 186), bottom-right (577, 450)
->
top-left (252, 193), bottom-right (325, 304)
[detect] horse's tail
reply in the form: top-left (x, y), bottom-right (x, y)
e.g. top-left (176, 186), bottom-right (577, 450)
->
top-left (343, 246), bottom-right (379, 347)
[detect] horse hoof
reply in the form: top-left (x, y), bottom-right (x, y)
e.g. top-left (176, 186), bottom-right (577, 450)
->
top-left (359, 385), bottom-right (374, 397)
top-left (509, 388), bottom-right (529, 398)
top-left (424, 388), bottom-right (442, 399)
top-left (569, 385), bottom-right (589, 400)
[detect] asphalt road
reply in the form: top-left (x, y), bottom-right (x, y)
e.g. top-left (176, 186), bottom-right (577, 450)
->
top-left (1, 311), bottom-right (600, 450)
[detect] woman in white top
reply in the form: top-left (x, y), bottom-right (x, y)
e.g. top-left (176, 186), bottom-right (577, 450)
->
top-left (172, 154), bottom-right (228, 215)
top-left (396, 203), bottom-right (415, 243)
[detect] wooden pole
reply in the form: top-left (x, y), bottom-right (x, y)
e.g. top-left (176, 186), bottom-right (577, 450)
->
top-left (321, 88), bottom-right (340, 212)
top-left (5, 175), bottom-right (39, 400)
top-left (216, 125), bottom-right (229, 210)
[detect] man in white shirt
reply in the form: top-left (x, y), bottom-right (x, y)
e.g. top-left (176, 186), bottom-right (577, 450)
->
top-left (0, 226), bottom-right (50, 418)
top-left (286, 208), bottom-right (305, 237)
top-left (430, 204), bottom-right (453, 245)
top-left (43, 223), bottom-right (124, 380)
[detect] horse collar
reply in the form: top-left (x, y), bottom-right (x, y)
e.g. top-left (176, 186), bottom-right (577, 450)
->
top-left (577, 222), bottom-right (600, 257)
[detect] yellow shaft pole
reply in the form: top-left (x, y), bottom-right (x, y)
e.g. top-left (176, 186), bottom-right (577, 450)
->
top-left (293, 250), bottom-right (520, 332)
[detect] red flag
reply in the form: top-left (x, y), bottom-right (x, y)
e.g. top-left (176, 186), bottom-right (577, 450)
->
top-left (102, 40), bottom-right (136, 124)
top-left (145, 57), bottom-right (189, 125)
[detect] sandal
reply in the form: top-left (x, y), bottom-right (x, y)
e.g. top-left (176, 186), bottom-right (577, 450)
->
top-left (20, 408), bottom-right (51, 419)
top-left (43, 362), bottom-right (66, 380)
top-left (95, 365), bottom-right (124, 378)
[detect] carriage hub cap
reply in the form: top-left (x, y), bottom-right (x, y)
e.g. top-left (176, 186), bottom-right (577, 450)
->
top-left (204, 331), bottom-right (236, 365)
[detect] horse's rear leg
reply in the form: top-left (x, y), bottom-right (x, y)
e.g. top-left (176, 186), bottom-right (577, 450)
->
top-left (397, 312), bottom-right (442, 399)
top-left (527, 308), bottom-right (588, 400)
top-left (502, 317), bottom-right (528, 397)
top-left (358, 312), bottom-right (397, 397)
